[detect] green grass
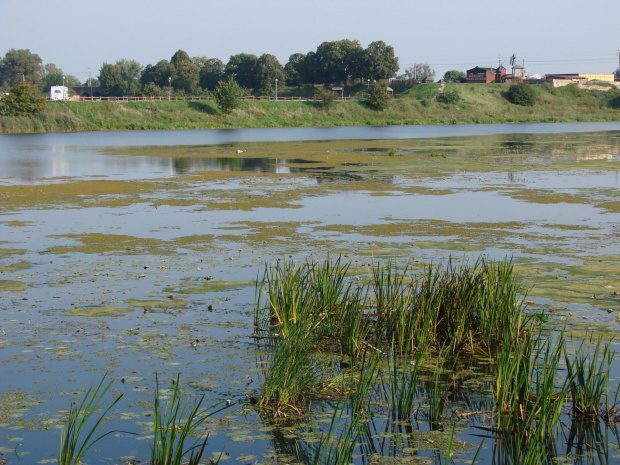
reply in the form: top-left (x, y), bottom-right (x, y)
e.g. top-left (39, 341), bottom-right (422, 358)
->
top-left (58, 373), bottom-right (126, 465)
top-left (2, 83), bottom-right (618, 133)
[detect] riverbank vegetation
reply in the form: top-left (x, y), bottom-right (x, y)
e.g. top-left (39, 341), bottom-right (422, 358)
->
top-left (1, 82), bottom-right (619, 133)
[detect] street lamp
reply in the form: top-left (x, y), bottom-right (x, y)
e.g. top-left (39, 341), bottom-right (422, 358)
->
top-left (275, 78), bottom-right (278, 101)
top-left (168, 77), bottom-right (171, 101)
top-left (367, 79), bottom-right (370, 87)
top-left (62, 75), bottom-right (66, 103)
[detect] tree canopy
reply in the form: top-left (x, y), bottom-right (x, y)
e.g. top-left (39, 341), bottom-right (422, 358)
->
top-left (364, 41), bottom-right (399, 80)
top-left (2, 38), bottom-right (405, 97)
top-left (255, 54), bottom-right (285, 94)
top-left (225, 53), bottom-right (258, 89)
top-left (443, 70), bottom-right (466, 83)
top-left (404, 63), bottom-right (436, 82)
top-left (0, 49), bottom-right (43, 89)
top-left (2, 81), bottom-right (45, 116)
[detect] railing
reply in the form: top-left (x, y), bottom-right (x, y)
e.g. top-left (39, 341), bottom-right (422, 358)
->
top-left (47, 95), bottom-right (364, 103)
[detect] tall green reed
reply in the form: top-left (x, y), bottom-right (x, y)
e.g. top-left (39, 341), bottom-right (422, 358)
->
top-left (565, 336), bottom-right (616, 419)
top-left (59, 373), bottom-right (125, 465)
top-left (259, 322), bottom-right (319, 411)
top-left (151, 374), bottom-right (228, 465)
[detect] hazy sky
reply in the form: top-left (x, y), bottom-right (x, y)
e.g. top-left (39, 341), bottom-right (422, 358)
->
top-left (1, 0), bottom-right (618, 83)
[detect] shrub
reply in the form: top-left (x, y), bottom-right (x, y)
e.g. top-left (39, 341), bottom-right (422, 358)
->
top-left (365, 81), bottom-right (391, 111)
top-left (3, 82), bottom-right (46, 116)
top-left (314, 87), bottom-right (336, 110)
top-left (213, 77), bottom-right (243, 114)
top-left (435, 88), bottom-right (460, 104)
top-left (506, 82), bottom-right (537, 106)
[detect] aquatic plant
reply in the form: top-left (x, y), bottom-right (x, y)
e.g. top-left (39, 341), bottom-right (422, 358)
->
top-left (258, 322), bottom-right (319, 412)
top-left (381, 346), bottom-right (424, 421)
top-left (58, 373), bottom-right (126, 465)
top-left (255, 255), bottom-right (529, 358)
top-left (565, 336), bottom-right (616, 419)
top-left (151, 374), bottom-right (227, 465)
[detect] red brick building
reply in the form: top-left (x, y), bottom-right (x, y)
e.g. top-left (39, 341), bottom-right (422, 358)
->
top-left (466, 66), bottom-right (506, 83)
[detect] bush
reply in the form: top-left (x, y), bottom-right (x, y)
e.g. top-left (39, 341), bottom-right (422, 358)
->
top-left (365, 81), bottom-right (390, 111)
top-left (506, 83), bottom-right (537, 106)
top-left (213, 78), bottom-right (243, 114)
top-left (3, 82), bottom-right (46, 116)
top-left (435, 88), bottom-right (461, 104)
top-left (313, 87), bottom-right (336, 110)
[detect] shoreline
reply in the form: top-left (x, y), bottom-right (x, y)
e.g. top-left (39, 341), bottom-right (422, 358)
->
top-left (1, 83), bottom-right (619, 134)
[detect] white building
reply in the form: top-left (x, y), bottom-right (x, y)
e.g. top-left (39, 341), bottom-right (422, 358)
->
top-left (50, 86), bottom-right (69, 101)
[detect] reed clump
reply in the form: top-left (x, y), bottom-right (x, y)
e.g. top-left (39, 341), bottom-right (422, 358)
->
top-left (255, 256), bottom-right (528, 359)
top-left (253, 255), bottom-right (529, 413)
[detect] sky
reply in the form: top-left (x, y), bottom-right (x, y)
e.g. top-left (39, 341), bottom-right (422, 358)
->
top-left (1, 0), bottom-right (619, 84)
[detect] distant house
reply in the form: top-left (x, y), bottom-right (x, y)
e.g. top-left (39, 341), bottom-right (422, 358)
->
top-left (466, 66), bottom-right (506, 83)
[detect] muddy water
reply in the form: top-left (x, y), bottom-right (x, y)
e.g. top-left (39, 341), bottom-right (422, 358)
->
top-left (0, 125), bottom-right (619, 464)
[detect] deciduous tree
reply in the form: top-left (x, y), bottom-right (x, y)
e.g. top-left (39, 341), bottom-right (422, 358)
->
top-left (140, 60), bottom-right (174, 88)
top-left (117, 59), bottom-right (143, 95)
top-left (405, 63), bottom-right (436, 82)
top-left (284, 53), bottom-right (305, 88)
top-left (443, 70), bottom-right (466, 83)
top-left (255, 54), bottom-right (285, 94)
top-left (213, 77), bottom-right (243, 113)
top-left (225, 54), bottom-right (257, 90)
top-left (363, 41), bottom-right (399, 80)
top-left (3, 81), bottom-right (45, 116)
top-left (98, 63), bottom-right (124, 96)
top-left (0, 49), bottom-right (43, 88)
top-left (315, 40), bottom-right (364, 85)
top-left (198, 58), bottom-right (225, 91)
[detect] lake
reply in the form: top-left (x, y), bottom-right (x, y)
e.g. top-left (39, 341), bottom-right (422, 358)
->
top-left (0, 122), bottom-right (619, 464)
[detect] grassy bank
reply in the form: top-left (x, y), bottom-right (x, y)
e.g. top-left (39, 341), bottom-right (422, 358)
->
top-left (1, 82), bottom-right (619, 134)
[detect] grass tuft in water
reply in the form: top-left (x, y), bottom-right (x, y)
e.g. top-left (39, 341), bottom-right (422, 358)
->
top-left (58, 373), bottom-right (126, 465)
top-left (151, 374), bottom-right (227, 465)
top-left (565, 335), bottom-right (616, 419)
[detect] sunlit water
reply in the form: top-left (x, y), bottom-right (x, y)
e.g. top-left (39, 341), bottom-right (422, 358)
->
top-left (0, 123), bottom-right (619, 464)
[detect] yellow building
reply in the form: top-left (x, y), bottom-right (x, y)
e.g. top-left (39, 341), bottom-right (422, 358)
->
top-left (578, 73), bottom-right (615, 82)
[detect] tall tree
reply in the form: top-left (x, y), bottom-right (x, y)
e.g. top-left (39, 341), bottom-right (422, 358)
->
top-left (284, 53), bottom-right (305, 88)
top-left (140, 60), bottom-right (174, 88)
top-left (363, 41), bottom-right (399, 80)
top-left (170, 49), bottom-right (191, 66)
top-left (443, 70), bottom-right (466, 83)
top-left (315, 40), bottom-right (364, 85)
top-left (117, 59), bottom-right (143, 95)
top-left (298, 51), bottom-right (319, 87)
top-left (0, 49), bottom-right (43, 88)
top-left (405, 63), bottom-right (436, 82)
top-left (198, 58), bottom-right (225, 91)
top-left (225, 53), bottom-right (257, 89)
top-left (254, 54), bottom-right (285, 94)
top-left (173, 60), bottom-right (199, 93)
top-left (98, 63), bottom-right (124, 96)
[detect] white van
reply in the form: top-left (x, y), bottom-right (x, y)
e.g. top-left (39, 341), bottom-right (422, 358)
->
top-left (50, 86), bottom-right (69, 101)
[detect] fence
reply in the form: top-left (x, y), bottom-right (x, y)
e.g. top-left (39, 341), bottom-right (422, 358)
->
top-left (47, 95), bottom-right (363, 103)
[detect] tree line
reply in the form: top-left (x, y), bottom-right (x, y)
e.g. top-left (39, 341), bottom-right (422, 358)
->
top-left (0, 40), bottom-right (437, 97)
